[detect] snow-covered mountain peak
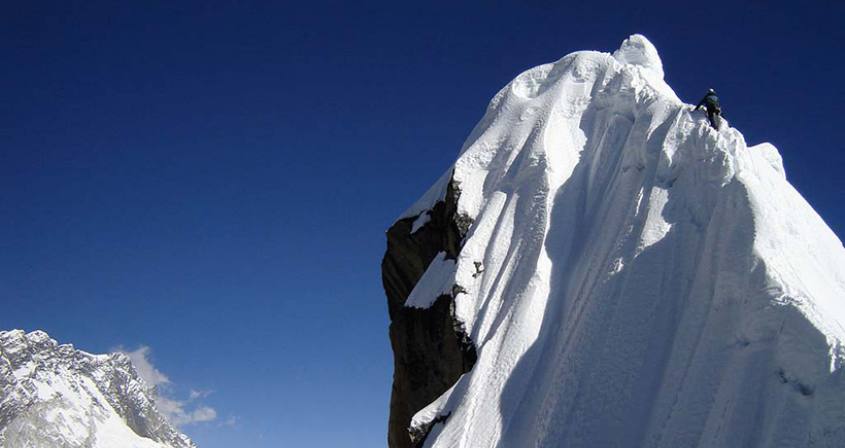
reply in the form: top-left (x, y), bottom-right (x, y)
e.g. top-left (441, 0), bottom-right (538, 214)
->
top-left (613, 33), bottom-right (665, 79)
top-left (384, 36), bottom-right (845, 448)
top-left (0, 329), bottom-right (195, 448)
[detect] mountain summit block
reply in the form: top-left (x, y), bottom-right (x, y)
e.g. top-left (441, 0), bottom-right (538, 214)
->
top-left (383, 35), bottom-right (845, 448)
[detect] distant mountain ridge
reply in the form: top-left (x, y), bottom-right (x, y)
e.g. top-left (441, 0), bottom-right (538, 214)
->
top-left (0, 329), bottom-right (195, 448)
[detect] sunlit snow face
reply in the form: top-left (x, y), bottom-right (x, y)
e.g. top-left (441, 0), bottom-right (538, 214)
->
top-left (397, 34), bottom-right (845, 448)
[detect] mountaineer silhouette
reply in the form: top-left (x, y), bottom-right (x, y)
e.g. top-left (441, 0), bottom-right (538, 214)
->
top-left (694, 88), bottom-right (722, 130)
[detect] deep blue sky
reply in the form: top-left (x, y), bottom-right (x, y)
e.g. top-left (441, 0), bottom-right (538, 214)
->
top-left (2, 1), bottom-right (843, 447)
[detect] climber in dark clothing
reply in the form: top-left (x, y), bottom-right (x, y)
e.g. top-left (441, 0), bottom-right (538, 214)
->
top-left (694, 88), bottom-right (722, 130)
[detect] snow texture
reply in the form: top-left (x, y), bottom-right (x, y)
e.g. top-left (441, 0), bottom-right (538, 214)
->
top-left (405, 252), bottom-right (458, 308)
top-left (411, 212), bottom-right (433, 234)
top-left (403, 34), bottom-right (845, 448)
top-left (0, 330), bottom-right (195, 448)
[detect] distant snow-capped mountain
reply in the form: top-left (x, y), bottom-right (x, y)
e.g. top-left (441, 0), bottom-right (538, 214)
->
top-left (0, 329), bottom-right (195, 448)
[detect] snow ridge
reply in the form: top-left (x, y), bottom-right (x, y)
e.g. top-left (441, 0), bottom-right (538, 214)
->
top-left (0, 330), bottom-right (195, 448)
top-left (403, 35), bottom-right (845, 448)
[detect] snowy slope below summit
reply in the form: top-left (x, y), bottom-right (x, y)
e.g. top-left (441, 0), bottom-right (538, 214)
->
top-left (0, 330), bottom-right (195, 448)
top-left (398, 35), bottom-right (845, 448)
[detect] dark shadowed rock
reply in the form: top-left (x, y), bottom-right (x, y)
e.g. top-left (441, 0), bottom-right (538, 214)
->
top-left (382, 176), bottom-right (477, 448)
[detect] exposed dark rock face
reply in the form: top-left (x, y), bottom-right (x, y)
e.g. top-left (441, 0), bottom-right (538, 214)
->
top-left (382, 177), bottom-right (477, 448)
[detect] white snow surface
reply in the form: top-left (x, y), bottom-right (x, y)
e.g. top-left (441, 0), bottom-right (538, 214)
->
top-left (0, 330), bottom-right (195, 448)
top-left (406, 252), bottom-right (458, 308)
top-left (404, 35), bottom-right (845, 447)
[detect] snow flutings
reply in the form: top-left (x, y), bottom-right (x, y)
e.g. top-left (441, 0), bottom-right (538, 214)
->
top-left (401, 35), bottom-right (845, 448)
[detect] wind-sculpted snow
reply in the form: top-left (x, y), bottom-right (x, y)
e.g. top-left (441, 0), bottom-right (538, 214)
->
top-left (397, 35), bottom-right (845, 447)
top-left (0, 330), bottom-right (195, 448)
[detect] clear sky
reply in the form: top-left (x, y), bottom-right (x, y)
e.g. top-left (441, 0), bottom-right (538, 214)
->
top-left (2, 1), bottom-right (843, 447)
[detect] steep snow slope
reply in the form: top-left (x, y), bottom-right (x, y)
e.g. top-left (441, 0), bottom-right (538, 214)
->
top-left (0, 330), bottom-right (195, 448)
top-left (388, 35), bottom-right (845, 448)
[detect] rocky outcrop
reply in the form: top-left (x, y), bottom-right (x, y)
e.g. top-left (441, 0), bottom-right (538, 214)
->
top-left (382, 177), bottom-right (477, 448)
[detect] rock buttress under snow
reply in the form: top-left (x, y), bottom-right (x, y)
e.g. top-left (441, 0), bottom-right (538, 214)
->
top-left (382, 178), bottom-right (477, 448)
top-left (384, 34), bottom-right (845, 448)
